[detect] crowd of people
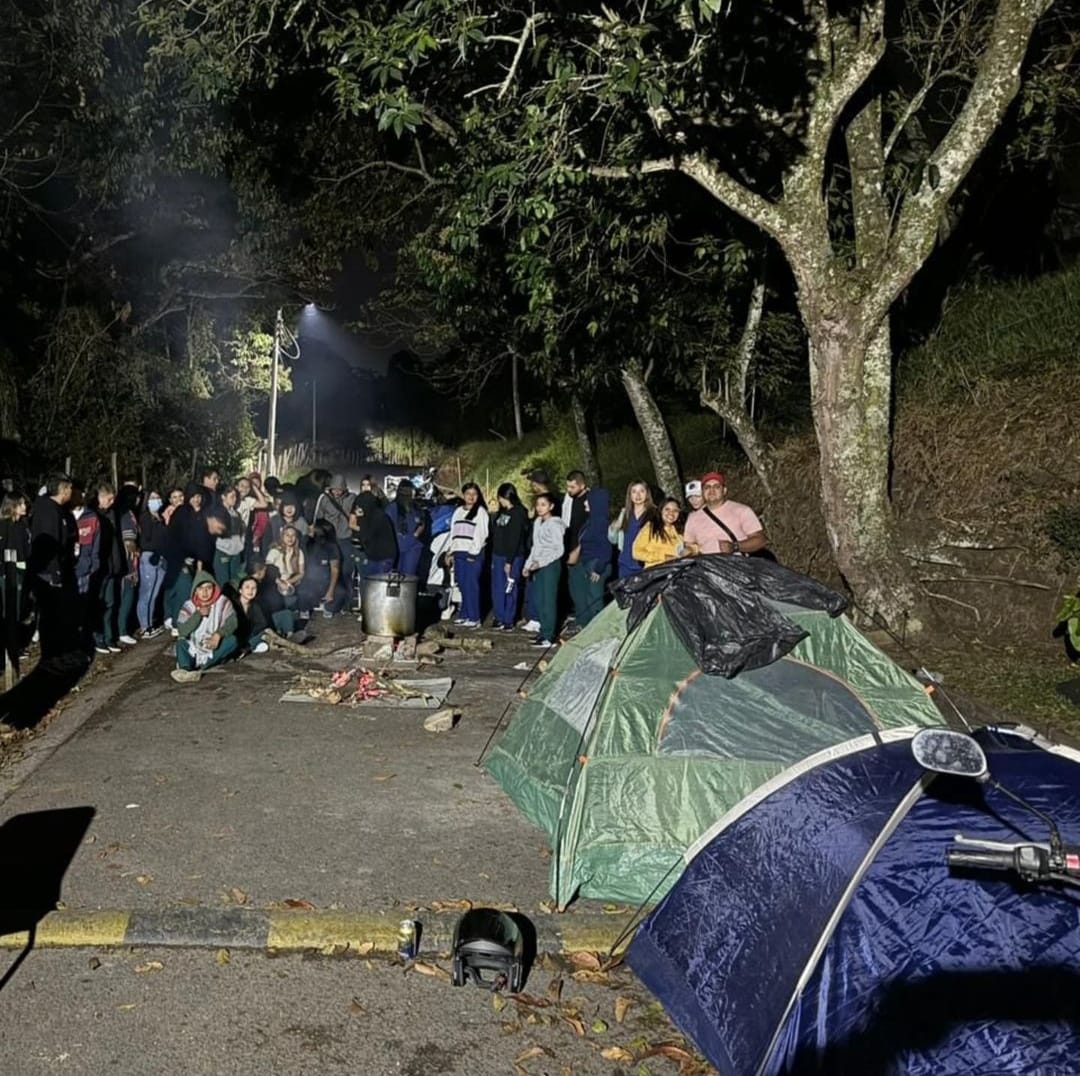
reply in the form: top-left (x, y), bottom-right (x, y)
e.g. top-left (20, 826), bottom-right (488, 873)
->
top-left (0, 461), bottom-right (767, 683)
top-left (439, 465), bottom-right (769, 648)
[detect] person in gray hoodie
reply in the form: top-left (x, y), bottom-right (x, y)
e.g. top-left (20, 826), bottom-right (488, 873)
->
top-left (171, 569), bottom-right (238, 683)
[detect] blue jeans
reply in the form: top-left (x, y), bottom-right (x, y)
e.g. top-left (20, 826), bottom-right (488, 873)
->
top-left (214, 550), bottom-right (244, 589)
top-left (454, 552), bottom-right (483, 622)
top-left (137, 556), bottom-right (166, 631)
top-left (396, 543), bottom-right (423, 577)
top-left (175, 634), bottom-right (238, 671)
top-left (491, 554), bottom-right (523, 627)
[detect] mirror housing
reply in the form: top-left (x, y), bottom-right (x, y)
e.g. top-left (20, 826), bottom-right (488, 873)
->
top-left (911, 729), bottom-right (989, 780)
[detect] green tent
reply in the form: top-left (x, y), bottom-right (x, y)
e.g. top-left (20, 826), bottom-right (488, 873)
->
top-left (485, 580), bottom-right (945, 908)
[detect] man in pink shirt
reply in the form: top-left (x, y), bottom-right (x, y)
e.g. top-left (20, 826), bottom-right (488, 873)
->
top-left (683, 471), bottom-right (769, 556)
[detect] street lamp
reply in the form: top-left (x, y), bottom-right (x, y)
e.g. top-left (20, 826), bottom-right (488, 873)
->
top-left (267, 307), bottom-right (301, 477)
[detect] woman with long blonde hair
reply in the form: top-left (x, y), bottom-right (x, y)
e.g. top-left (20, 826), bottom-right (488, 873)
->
top-left (608, 479), bottom-right (654, 578)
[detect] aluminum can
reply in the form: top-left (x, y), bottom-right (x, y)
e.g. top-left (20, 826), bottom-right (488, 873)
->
top-left (397, 918), bottom-right (418, 961)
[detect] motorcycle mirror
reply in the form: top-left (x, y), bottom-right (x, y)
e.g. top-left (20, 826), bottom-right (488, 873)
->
top-left (911, 728), bottom-right (989, 780)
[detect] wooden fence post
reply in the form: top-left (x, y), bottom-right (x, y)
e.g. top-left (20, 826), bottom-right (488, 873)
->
top-left (110, 451), bottom-right (118, 490)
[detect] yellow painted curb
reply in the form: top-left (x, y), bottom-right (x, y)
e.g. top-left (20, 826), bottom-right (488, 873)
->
top-left (266, 912), bottom-right (401, 952)
top-left (557, 921), bottom-right (628, 955)
top-left (0, 910), bottom-right (130, 949)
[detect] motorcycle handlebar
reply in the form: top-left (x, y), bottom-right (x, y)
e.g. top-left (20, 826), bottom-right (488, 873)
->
top-left (946, 847), bottom-right (1017, 872)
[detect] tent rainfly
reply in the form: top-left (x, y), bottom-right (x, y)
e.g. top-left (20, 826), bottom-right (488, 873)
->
top-left (484, 556), bottom-right (946, 908)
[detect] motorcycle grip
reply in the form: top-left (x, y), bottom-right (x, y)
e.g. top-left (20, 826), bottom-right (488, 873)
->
top-left (946, 847), bottom-right (1015, 872)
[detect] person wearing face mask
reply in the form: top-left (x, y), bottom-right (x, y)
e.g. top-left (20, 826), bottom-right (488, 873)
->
top-left (137, 490), bottom-right (169, 638)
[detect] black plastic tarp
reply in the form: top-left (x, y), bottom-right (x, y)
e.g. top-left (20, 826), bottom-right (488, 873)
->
top-left (609, 554), bottom-right (848, 678)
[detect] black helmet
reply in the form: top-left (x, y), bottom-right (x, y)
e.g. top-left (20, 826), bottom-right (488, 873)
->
top-left (451, 908), bottom-right (526, 992)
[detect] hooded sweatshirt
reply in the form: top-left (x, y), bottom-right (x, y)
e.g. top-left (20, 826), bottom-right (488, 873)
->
top-left (176, 569), bottom-right (237, 667)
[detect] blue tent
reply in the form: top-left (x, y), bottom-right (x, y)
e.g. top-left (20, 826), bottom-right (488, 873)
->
top-left (628, 726), bottom-right (1080, 1076)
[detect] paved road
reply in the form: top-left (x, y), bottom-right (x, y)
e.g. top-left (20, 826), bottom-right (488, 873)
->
top-left (0, 946), bottom-right (681, 1075)
top-left (0, 623), bottom-right (574, 915)
top-left (0, 622), bottom-right (705, 1074)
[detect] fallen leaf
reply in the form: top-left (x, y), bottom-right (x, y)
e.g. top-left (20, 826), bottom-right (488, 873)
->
top-left (546, 977), bottom-right (563, 1003)
top-left (116, 1003), bottom-right (138, 1011)
top-left (614, 997), bottom-right (633, 1024)
top-left (215, 948), bottom-right (231, 966)
top-left (283, 898), bottom-right (317, 910)
top-left (514, 1046), bottom-right (552, 1064)
top-left (372, 773), bottom-right (396, 782)
top-left (135, 875), bottom-right (153, 886)
top-left (568, 951), bottom-right (601, 971)
top-left (55, 900), bottom-right (67, 910)
top-left (562, 1015), bottom-right (586, 1037)
top-left (635, 1045), bottom-right (695, 1063)
top-left (134, 961), bottom-right (164, 974)
top-left (412, 961), bottom-right (452, 983)
top-left (538, 900), bottom-right (555, 914)
top-left (591, 1019), bottom-right (609, 1034)
top-left (492, 993), bottom-right (507, 1013)
top-left (600, 1046), bottom-right (634, 1062)
top-left (227, 887), bottom-right (248, 906)
top-left (348, 997), bottom-right (366, 1016)
top-left (571, 969), bottom-right (609, 984)
top-left (429, 898), bottom-right (473, 913)
top-left (511, 993), bottom-right (551, 1009)
top-left (84, 835), bottom-right (97, 845)
top-left (88, 957), bottom-right (101, 971)
top-left (355, 941), bottom-right (375, 955)
top-left (602, 904), bottom-right (630, 915)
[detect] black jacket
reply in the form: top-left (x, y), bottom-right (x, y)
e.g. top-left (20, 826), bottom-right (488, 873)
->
top-left (29, 495), bottom-right (73, 585)
top-left (96, 507), bottom-right (127, 577)
top-left (139, 509), bottom-right (169, 557)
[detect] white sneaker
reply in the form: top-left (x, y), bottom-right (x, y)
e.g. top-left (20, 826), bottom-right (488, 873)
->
top-left (520, 620), bottom-right (541, 633)
top-left (170, 668), bottom-right (202, 683)
top-left (119, 635), bottom-right (138, 646)
top-left (459, 619), bottom-right (480, 628)
top-left (164, 618), bottom-right (173, 630)
top-left (170, 628), bottom-right (179, 638)
top-left (252, 641), bottom-right (270, 654)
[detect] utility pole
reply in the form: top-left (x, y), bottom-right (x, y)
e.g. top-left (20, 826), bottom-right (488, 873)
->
top-left (312, 377), bottom-right (317, 454)
top-left (268, 307), bottom-right (282, 476)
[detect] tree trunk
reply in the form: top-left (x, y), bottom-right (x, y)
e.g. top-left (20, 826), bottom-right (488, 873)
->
top-left (511, 352), bottom-right (523, 440)
top-left (620, 364), bottom-right (681, 497)
top-left (808, 314), bottom-right (918, 629)
top-left (569, 392), bottom-right (600, 487)
top-left (699, 393), bottom-right (774, 495)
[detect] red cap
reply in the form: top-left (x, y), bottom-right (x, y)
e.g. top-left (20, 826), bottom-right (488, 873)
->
top-left (701, 471), bottom-right (726, 486)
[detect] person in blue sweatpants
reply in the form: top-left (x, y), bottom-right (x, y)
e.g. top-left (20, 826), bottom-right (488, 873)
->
top-left (447, 483), bottom-right (489, 627)
top-left (386, 483), bottom-right (428, 577)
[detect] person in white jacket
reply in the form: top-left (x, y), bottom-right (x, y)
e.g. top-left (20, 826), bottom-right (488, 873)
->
top-left (523, 493), bottom-right (566, 647)
top-left (446, 483), bottom-right (489, 627)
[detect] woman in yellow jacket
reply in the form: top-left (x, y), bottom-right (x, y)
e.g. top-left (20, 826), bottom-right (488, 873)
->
top-left (631, 498), bottom-right (693, 568)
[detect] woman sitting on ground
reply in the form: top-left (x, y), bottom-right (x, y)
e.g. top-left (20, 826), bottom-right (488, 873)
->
top-left (632, 497), bottom-right (691, 569)
top-left (172, 570), bottom-right (238, 683)
top-left (266, 524), bottom-right (305, 606)
top-left (250, 559), bottom-right (303, 639)
top-left (233, 575), bottom-right (272, 655)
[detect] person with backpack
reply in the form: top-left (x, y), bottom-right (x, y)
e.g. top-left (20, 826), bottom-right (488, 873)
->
top-left (683, 471), bottom-right (769, 558)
